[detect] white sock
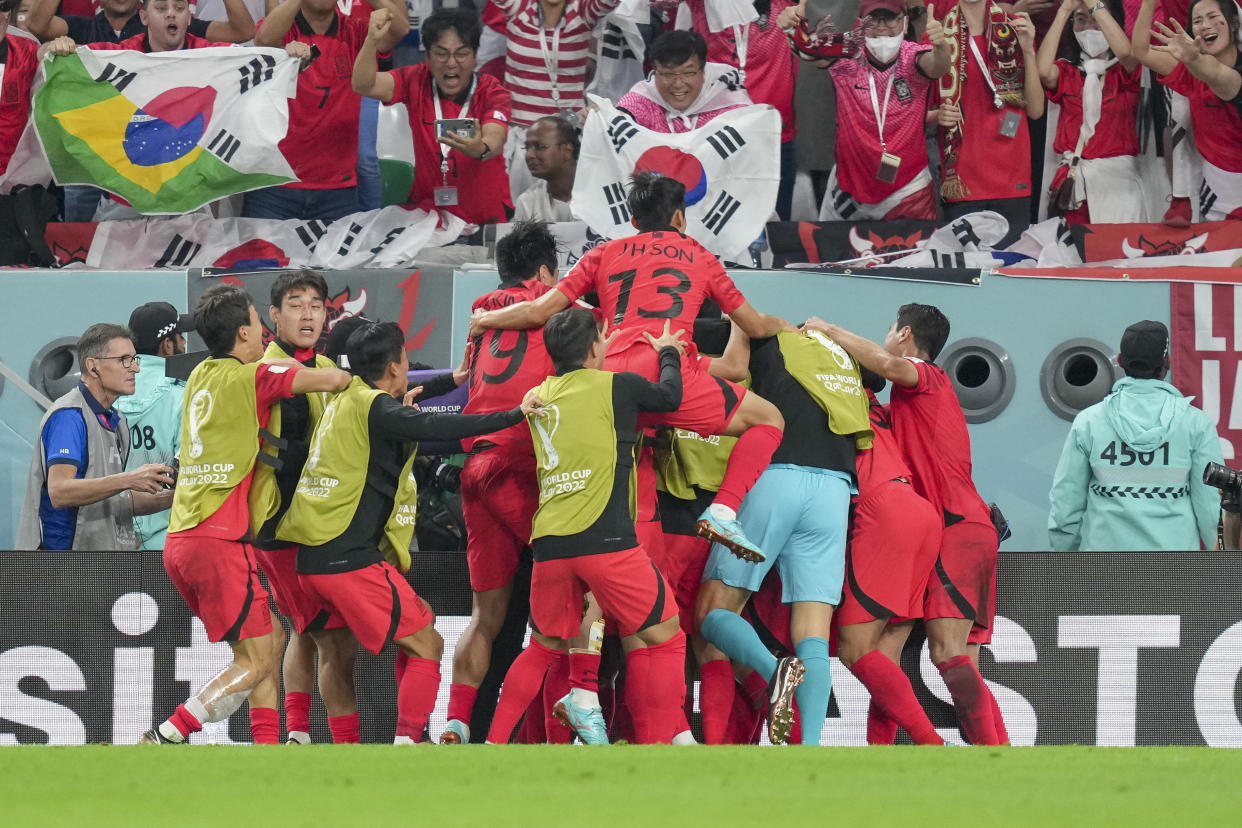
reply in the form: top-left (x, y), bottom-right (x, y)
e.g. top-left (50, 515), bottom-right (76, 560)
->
top-left (393, 735), bottom-right (417, 745)
top-left (672, 730), bottom-right (698, 745)
top-left (570, 687), bottom-right (601, 710)
top-left (157, 721), bottom-right (185, 743)
top-left (708, 503), bottom-right (737, 522)
top-left (286, 730), bottom-right (311, 745)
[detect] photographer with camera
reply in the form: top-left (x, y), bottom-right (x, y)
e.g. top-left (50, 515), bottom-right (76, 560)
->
top-left (1203, 462), bottom-right (1242, 551)
top-left (1049, 320), bottom-right (1225, 551)
top-left (352, 7), bottom-right (513, 226)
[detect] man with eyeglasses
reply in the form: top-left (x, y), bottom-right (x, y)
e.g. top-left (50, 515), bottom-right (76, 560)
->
top-left (780, 0), bottom-right (950, 222)
top-left (353, 6), bottom-right (513, 225)
top-left (17, 323), bottom-right (177, 551)
top-left (617, 29), bottom-right (753, 132)
top-left (513, 114), bottom-right (580, 222)
top-left (249, 0), bottom-right (408, 222)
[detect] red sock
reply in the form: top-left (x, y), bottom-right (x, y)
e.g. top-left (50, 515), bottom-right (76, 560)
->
top-left (852, 651), bottom-right (944, 745)
top-left (168, 703), bottom-right (204, 740)
top-left (395, 656), bottom-right (440, 742)
top-left (394, 650), bottom-right (408, 685)
top-left (699, 658), bottom-right (736, 744)
top-left (328, 713), bottom-right (361, 744)
top-left (249, 707), bottom-right (279, 745)
top-left (713, 424), bottom-right (783, 512)
top-left (867, 701), bottom-right (899, 745)
top-left (624, 647), bottom-right (652, 743)
top-left (543, 653), bottom-right (572, 744)
top-left (741, 668), bottom-right (768, 709)
top-left (568, 649), bottom-right (601, 693)
top-left (986, 683), bottom-right (1009, 744)
top-left (643, 632), bottom-right (688, 744)
top-left (446, 683), bottom-right (478, 727)
top-left (938, 655), bottom-right (998, 745)
top-left (517, 691), bottom-right (546, 743)
top-left (485, 640), bottom-right (560, 744)
top-left (284, 691), bottom-right (311, 737)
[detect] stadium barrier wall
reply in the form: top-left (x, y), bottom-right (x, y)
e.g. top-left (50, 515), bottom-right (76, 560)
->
top-left (3, 550), bottom-right (1240, 747)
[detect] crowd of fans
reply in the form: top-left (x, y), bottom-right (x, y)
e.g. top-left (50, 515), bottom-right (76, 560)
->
top-left (2, 0), bottom-right (1240, 237)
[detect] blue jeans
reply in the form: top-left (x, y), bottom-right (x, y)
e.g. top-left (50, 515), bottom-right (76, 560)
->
top-left (241, 185), bottom-right (359, 222)
top-left (357, 96), bottom-right (381, 211)
top-left (63, 185), bottom-right (104, 222)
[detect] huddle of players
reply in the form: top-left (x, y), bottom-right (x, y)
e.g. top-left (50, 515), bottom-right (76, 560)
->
top-left (141, 170), bottom-right (1005, 747)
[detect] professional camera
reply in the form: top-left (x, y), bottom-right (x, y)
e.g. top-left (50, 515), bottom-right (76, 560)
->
top-left (1203, 462), bottom-right (1242, 513)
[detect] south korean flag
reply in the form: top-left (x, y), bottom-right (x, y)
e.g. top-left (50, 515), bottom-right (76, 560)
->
top-left (573, 95), bottom-right (781, 262)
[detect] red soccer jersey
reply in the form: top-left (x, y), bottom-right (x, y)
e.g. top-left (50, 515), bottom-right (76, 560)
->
top-left (463, 279), bottom-right (555, 453)
top-left (555, 231), bottom-right (746, 355)
top-left (389, 63), bottom-right (513, 224)
top-left (1048, 60), bottom-right (1140, 159)
top-left (888, 358), bottom-right (990, 526)
top-left (0, 34), bottom-right (39, 176)
top-left (855, 391), bottom-right (913, 498)
top-left (931, 31), bottom-right (1033, 202)
top-left (682, 0), bottom-right (798, 143)
top-left (264, 11), bottom-right (368, 189)
top-left (175, 363), bottom-right (300, 540)
top-left (1160, 62), bottom-right (1242, 173)
top-left (93, 32), bottom-right (218, 51)
top-left (831, 41), bottom-right (934, 205)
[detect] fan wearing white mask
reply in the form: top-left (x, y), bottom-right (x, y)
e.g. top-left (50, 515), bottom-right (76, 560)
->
top-left (1036, 0), bottom-right (1144, 224)
top-left (1133, 0), bottom-right (1242, 221)
top-left (779, 0), bottom-right (950, 221)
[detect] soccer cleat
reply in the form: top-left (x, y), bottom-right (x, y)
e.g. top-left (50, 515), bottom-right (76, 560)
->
top-left (440, 719), bottom-right (470, 745)
top-left (766, 656), bottom-right (806, 746)
top-left (696, 510), bottom-right (764, 563)
top-left (1163, 196), bottom-right (1192, 228)
top-left (553, 693), bottom-right (610, 745)
top-left (286, 730), bottom-right (311, 745)
top-left (137, 727), bottom-right (179, 745)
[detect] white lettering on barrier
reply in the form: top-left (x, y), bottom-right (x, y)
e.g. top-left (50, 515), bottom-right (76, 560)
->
top-left (0, 647), bottom-right (86, 745)
top-left (111, 592), bottom-right (159, 745)
top-left (1058, 614), bottom-right (1181, 747)
top-left (1194, 620), bottom-right (1242, 747)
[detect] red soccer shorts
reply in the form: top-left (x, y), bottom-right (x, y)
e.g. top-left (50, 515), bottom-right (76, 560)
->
top-left (651, 531), bottom-right (711, 634)
top-left (606, 343), bottom-right (745, 436)
top-left (299, 561), bottom-right (434, 655)
top-left (164, 535), bottom-right (272, 643)
top-left (923, 520), bottom-right (999, 632)
top-left (530, 545), bottom-right (678, 640)
top-left (462, 448), bottom-right (538, 592)
top-left (254, 545), bottom-right (345, 634)
top-left (967, 563), bottom-right (999, 646)
top-left (837, 481), bottom-right (942, 627)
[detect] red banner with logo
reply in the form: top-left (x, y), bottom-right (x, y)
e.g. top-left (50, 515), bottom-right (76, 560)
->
top-left (1074, 221), bottom-right (1242, 263)
top-left (1170, 283), bottom-right (1242, 462)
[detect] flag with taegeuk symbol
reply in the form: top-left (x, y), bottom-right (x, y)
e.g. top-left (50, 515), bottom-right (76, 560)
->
top-left (33, 47), bottom-right (299, 214)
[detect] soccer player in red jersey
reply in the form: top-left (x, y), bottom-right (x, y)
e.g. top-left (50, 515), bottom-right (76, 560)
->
top-left (469, 171), bottom-right (791, 562)
top-left (835, 369), bottom-right (944, 745)
top-left (806, 305), bottom-right (1004, 746)
top-left (250, 0), bottom-right (408, 221)
top-left (439, 222), bottom-right (559, 745)
top-left (140, 285), bottom-right (352, 745)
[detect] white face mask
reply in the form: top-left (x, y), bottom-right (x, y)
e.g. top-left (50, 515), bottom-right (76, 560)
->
top-left (1074, 28), bottom-right (1110, 58)
top-left (865, 34), bottom-right (904, 63)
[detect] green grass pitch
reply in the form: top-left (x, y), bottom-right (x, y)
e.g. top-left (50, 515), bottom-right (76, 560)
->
top-left (3, 746), bottom-right (1239, 826)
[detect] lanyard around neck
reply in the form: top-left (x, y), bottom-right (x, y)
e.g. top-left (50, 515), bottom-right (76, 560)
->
top-left (433, 75), bottom-right (477, 165)
top-left (867, 67), bottom-right (896, 152)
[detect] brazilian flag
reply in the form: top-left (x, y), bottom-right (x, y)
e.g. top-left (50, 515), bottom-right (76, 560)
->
top-left (33, 51), bottom-right (295, 215)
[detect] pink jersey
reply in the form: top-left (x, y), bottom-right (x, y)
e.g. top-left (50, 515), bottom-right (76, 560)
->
top-left (831, 42), bottom-right (934, 204)
top-left (494, 0), bottom-right (619, 127)
top-left (888, 358), bottom-right (990, 526)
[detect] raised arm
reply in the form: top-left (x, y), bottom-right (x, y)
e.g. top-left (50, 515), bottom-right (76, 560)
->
top-left (916, 5), bottom-right (952, 79)
top-left (1153, 18), bottom-right (1242, 100)
top-left (254, 0), bottom-right (302, 47)
top-left (352, 9), bottom-right (396, 102)
top-left (802, 317), bottom-right (920, 387)
top-left (1092, 0), bottom-right (1138, 71)
top-left (727, 301), bottom-right (794, 339)
top-left (1013, 13), bottom-right (1046, 118)
top-left (27, 0), bottom-right (69, 40)
top-left (469, 289), bottom-right (572, 337)
top-left (290, 365), bottom-right (352, 394)
top-left (1037, 0), bottom-right (1075, 89)
top-left (1131, 0), bottom-right (1179, 75)
top-left (204, 0), bottom-right (257, 43)
top-left (707, 321), bottom-right (751, 383)
top-left (368, 0), bottom-right (410, 50)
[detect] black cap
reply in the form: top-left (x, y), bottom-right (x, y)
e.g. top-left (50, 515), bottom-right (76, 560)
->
top-left (129, 302), bottom-right (192, 355)
top-left (1119, 320), bottom-right (1169, 377)
top-left (324, 314), bottom-right (372, 367)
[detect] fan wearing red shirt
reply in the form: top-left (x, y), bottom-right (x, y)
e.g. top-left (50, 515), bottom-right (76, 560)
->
top-left (140, 285), bottom-right (351, 746)
top-left (806, 305), bottom-right (1006, 747)
top-left (440, 222), bottom-right (559, 746)
top-left (353, 7), bottom-right (513, 226)
top-left (249, 0), bottom-right (408, 223)
top-left (470, 172), bottom-right (790, 564)
top-left (0, 4), bottom-right (40, 177)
